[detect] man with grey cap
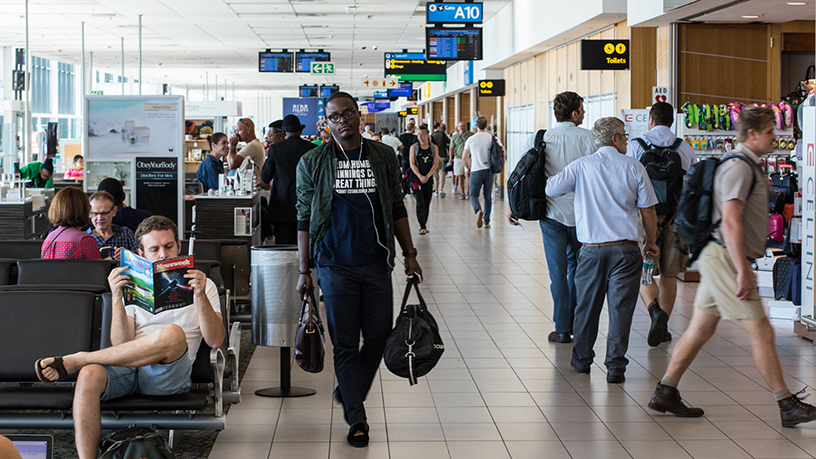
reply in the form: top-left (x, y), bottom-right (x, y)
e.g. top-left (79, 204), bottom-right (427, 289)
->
top-left (261, 114), bottom-right (317, 244)
top-left (546, 116), bottom-right (659, 384)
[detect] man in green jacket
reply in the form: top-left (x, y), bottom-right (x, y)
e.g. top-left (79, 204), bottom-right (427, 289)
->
top-left (20, 158), bottom-right (54, 188)
top-left (296, 92), bottom-right (421, 448)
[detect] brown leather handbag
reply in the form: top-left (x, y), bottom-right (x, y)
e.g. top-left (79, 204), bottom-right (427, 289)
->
top-left (295, 291), bottom-right (325, 373)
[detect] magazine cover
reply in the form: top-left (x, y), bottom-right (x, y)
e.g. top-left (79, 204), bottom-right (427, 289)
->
top-left (121, 250), bottom-right (195, 314)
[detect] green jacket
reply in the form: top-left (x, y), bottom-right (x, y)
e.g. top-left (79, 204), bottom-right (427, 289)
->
top-left (20, 162), bottom-right (53, 188)
top-left (296, 138), bottom-right (407, 273)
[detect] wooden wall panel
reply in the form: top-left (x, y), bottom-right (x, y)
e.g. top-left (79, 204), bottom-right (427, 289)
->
top-left (631, 27), bottom-right (657, 109)
top-left (460, 90), bottom-right (471, 126)
top-left (536, 53), bottom-right (548, 128)
top-left (557, 47), bottom-right (566, 94)
top-left (446, 96), bottom-right (456, 130)
top-left (548, 51), bottom-right (558, 101)
top-left (678, 23), bottom-right (771, 105)
top-left (432, 101), bottom-right (443, 125)
top-left (477, 96), bottom-right (498, 123)
top-left (520, 60), bottom-right (529, 105)
top-left (527, 58), bottom-right (536, 106)
top-left (566, 43), bottom-right (577, 92)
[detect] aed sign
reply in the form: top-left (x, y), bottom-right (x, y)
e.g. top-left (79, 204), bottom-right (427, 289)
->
top-left (478, 79), bottom-right (505, 97)
top-left (653, 86), bottom-right (669, 104)
top-left (581, 39), bottom-right (630, 71)
top-left (426, 2), bottom-right (483, 24)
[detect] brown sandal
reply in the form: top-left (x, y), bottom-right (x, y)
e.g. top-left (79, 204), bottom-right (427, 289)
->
top-left (35, 356), bottom-right (69, 383)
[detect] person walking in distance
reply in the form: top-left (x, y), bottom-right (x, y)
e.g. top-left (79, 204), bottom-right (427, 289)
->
top-left (648, 107), bottom-right (816, 426)
top-left (462, 117), bottom-right (502, 228)
top-left (547, 117), bottom-right (659, 383)
top-left (508, 91), bottom-right (595, 343)
top-left (431, 122), bottom-right (450, 197)
top-left (296, 92), bottom-right (421, 447)
top-left (409, 125), bottom-right (439, 234)
top-left (626, 102), bottom-right (698, 346)
top-left (450, 122), bottom-right (473, 199)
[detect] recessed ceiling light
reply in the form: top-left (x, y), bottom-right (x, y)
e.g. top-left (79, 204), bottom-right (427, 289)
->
top-left (787, 2), bottom-right (807, 4)
top-left (742, 15), bottom-right (760, 18)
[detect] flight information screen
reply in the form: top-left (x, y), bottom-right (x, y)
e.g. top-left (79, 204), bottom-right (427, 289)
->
top-left (426, 28), bottom-right (483, 61)
top-left (299, 85), bottom-right (318, 98)
top-left (259, 52), bottom-right (294, 72)
top-left (388, 82), bottom-right (413, 98)
top-left (320, 85), bottom-right (339, 97)
top-left (296, 52), bottom-right (331, 72)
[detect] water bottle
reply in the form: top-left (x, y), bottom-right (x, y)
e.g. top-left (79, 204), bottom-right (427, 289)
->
top-left (641, 254), bottom-right (654, 286)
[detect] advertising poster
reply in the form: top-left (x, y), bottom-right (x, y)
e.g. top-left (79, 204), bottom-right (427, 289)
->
top-left (283, 98), bottom-right (327, 136)
top-left (802, 107), bottom-right (814, 318)
top-left (136, 157), bottom-right (178, 223)
top-left (87, 98), bottom-right (181, 156)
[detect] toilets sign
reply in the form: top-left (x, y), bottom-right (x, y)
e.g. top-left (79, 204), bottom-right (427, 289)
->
top-left (581, 39), bottom-right (630, 70)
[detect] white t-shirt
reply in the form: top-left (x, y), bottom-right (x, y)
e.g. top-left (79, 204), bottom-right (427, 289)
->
top-left (381, 135), bottom-right (403, 154)
top-left (126, 278), bottom-right (221, 363)
top-left (464, 131), bottom-right (498, 172)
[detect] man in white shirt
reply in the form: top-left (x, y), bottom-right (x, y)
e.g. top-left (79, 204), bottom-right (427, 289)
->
top-left (627, 102), bottom-right (698, 347)
top-left (228, 117), bottom-right (268, 188)
top-left (380, 127), bottom-right (404, 156)
top-left (547, 117), bottom-right (658, 384)
top-left (34, 216), bottom-right (225, 459)
top-left (509, 91), bottom-right (595, 344)
top-left (463, 117), bottom-right (502, 228)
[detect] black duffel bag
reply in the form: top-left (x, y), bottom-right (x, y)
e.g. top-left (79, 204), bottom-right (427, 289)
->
top-left (384, 276), bottom-right (444, 385)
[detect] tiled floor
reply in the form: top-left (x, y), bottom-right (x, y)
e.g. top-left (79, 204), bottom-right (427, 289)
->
top-left (209, 188), bottom-right (816, 459)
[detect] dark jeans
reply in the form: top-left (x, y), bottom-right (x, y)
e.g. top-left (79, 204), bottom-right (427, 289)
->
top-left (414, 177), bottom-right (434, 230)
top-left (572, 243), bottom-right (641, 372)
top-left (539, 218), bottom-right (582, 333)
top-left (317, 260), bottom-right (393, 425)
top-left (469, 169), bottom-right (494, 224)
top-left (272, 222), bottom-right (298, 245)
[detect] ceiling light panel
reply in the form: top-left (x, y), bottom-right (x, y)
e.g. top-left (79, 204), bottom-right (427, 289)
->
top-left (229, 3), bottom-right (292, 14)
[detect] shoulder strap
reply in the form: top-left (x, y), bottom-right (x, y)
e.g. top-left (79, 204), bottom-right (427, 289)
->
top-left (534, 129), bottom-right (547, 149)
top-left (634, 138), bottom-right (650, 151)
top-left (670, 138), bottom-right (684, 150)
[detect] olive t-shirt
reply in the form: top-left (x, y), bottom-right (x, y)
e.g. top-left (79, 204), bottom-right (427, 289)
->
top-left (711, 144), bottom-right (768, 259)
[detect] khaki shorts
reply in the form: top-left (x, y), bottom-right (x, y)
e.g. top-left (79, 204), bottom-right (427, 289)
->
top-left (694, 242), bottom-right (765, 320)
top-left (453, 158), bottom-right (465, 176)
top-left (639, 219), bottom-right (688, 278)
top-left (434, 157), bottom-right (447, 179)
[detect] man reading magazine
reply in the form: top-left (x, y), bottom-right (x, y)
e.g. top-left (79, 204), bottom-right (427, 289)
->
top-left (34, 216), bottom-right (225, 459)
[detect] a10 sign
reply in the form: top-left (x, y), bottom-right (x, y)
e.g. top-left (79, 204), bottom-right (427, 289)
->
top-left (311, 62), bottom-right (335, 75)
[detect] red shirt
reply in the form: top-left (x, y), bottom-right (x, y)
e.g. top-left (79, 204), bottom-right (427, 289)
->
top-left (41, 226), bottom-right (101, 260)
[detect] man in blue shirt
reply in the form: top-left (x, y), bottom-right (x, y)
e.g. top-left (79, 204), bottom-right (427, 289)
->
top-left (547, 117), bottom-right (659, 384)
top-left (627, 102), bottom-right (697, 347)
top-left (197, 133), bottom-right (228, 193)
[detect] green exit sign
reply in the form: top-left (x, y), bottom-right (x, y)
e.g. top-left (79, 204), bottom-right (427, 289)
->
top-left (90, 90), bottom-right (104, 95)
top-left (311, 62), bottom-right (335, 75)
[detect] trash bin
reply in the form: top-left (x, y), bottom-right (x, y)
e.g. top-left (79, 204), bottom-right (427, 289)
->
top-left (251, 245), bottom-right (301, 347)
top-left (250, 245), bottom-right (317, 397)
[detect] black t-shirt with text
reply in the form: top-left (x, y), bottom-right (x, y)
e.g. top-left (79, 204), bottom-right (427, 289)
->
top-left (316, 146), bottom-right (388, 266)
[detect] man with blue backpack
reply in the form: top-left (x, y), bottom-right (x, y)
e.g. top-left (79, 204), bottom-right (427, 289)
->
top-left (649, 106), bottom-right (816, 427)
top-left (627, 102), bottom-right (697, 347)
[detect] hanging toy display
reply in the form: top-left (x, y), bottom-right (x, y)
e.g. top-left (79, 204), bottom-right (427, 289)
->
top-left (681, 101), bottom-right (694, 128)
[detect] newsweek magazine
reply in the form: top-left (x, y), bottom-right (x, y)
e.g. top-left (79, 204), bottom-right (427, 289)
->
top-left (120, 249), bottom-right (195, 314)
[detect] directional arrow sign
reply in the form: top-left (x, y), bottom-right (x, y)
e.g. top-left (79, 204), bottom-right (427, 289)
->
top-left (361, 78), bottom-right (399, 88)
top-left (311, 62), bottom-right (335, 75)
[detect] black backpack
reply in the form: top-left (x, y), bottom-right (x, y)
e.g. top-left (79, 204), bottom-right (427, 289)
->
top-left (507, 129), bottom-right (547, 221)
top-left (99, 426), bottom-right (174, 459)
top-left (635, 137), bottom-right (686, 218)
top-left (674, 154), bottom-right (757, 264)
top-left (488, 136), bottom-right (505, 174)
top-left (383, 277), bottom-right (444, 385)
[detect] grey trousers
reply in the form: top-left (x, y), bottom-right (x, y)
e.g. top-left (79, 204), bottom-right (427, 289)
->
top-left (572, 243), bottom-right (641, 372)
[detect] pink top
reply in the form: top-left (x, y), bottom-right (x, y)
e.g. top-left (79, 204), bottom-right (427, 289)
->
top-left (64, 169), bottom-right (84, 179)
top-left (41, 226), bottom-right (101, 260)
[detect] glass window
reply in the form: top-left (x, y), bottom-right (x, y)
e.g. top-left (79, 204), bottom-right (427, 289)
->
top-left (57, 62), bottom-right (75, 115)
top-left (32, 56), bottom-right (51, 114)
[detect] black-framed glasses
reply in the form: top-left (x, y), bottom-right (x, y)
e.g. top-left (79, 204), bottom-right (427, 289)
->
top-left (326, 109), bottom-right (357, 124)
top-left (91, 208), bottom-right (114, 217)
top-left (615, 132), bottom-right (629, 139)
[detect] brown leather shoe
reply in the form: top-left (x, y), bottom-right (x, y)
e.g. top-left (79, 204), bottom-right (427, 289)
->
top-left (548, 331), bottom-right (572, 343)
top-left (648, 383), bottom-right (704, 417)
top-left (779, 392), bottom-right (816, 427)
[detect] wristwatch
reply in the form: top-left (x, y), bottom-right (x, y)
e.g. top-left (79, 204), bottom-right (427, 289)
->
top-left (403, 248), bottom-right (417, 257)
